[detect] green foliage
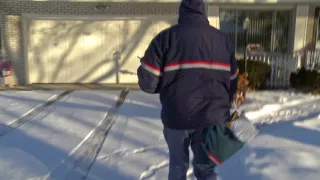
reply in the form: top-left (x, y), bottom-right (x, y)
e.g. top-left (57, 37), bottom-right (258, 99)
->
top-left (290, 66), bottom-right (320, 94)
top-left (236, 60), bottom-right (271, 89)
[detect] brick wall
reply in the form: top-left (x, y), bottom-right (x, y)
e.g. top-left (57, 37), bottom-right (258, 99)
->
top-left (3, 2), bottom-right (182, 16)
top-left (2, 15), bottom-right (22, 86)
top-left (1, 1), bottom-right (189, 86)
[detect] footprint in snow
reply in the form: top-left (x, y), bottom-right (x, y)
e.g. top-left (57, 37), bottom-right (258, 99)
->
top-left (139, 160), bottom-right (169, 180)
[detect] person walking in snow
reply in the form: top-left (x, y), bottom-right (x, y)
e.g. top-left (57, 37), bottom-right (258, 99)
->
top-left (137, 0), bottom-right (238, 179)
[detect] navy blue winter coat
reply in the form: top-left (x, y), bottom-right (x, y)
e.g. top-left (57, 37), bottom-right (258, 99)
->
top-left (137, 0), bottom-right (238, 130)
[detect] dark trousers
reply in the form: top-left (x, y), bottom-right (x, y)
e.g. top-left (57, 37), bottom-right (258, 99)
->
top-left (163, 127), bottom-right (217, 180)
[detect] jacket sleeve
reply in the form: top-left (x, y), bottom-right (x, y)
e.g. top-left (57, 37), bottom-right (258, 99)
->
top-left (137, 35), bottom-right (163, 94)
top-left (226, 36), bottom-right (238, 103)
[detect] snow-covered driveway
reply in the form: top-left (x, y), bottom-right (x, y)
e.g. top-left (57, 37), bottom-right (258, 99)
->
top-left (0, 90), bottom-right (62, 125)
top-left (0, 90), bottom-right (319, 180)
top-left (88, 91), bottom-right (320, 180)
top-left (0, 90), bottom-right (120, 180)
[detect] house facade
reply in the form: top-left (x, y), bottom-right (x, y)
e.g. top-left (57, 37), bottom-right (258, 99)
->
top-left (0, 0), bottom-right (319, 86)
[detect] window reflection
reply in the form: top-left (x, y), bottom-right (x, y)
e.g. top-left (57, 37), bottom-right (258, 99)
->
top-left (316, 9), bottom-right (320, 50)
top-left (220, 9), bottom-right (293, 57)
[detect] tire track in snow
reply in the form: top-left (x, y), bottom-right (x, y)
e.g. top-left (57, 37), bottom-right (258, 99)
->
top-left (34, 88), bottom-right (129, 180)
top-left (65, 112), bottom-right (117, 180)
top-left (0, 90), bottom-right (73, 137)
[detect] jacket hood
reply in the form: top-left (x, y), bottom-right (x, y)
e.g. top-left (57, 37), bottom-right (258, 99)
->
top-left (178, 0), bottom-right (209, 25)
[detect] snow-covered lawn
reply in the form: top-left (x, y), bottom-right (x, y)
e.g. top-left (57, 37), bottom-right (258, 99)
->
top-left (0, 90), bottom-right (319, 180)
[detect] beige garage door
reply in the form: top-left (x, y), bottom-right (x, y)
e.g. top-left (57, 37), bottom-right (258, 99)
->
top-left (26, 17), bottom-right (176, 84)
top-left (118, 18), bottom-right (176, 83)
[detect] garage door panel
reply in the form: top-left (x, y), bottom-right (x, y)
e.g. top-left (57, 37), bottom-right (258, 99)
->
top-left (27, 20), bottom-right (120, 83)
top-left (27, 17), bottom-right (176, 84)
top-left (118, 20), bottom-right (144, 83)
top-left (157, 19), bottom-right (177, 32)
top-left (46, 20), bottom-right (83, 83)
top-left (119, 18), bottom-right (176, 83)
top-left (63, 21), bottom-right (88, 83)
top-left (84, 20), bottom-right (121, 83)
top-left (28, 20), bottom-right (51, 83)
top-left (47, 34), bottom-right (70, 83)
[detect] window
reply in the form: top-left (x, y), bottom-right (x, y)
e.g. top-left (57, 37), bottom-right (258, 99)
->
top-left (317, 17), bottom-right (320, 41)
top-left (0, 26), bottom-right (2, 59)
top-left (316, 8), bottom-right (320, 50)
top-left (220, 9), bottom-right (293, 56)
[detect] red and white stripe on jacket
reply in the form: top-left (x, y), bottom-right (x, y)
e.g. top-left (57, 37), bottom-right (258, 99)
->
top-left (140, 60), bottom-right (238, 80)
